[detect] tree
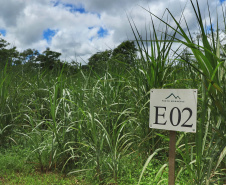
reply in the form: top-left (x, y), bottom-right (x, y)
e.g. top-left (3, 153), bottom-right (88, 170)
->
top-left (87, 40), bottom-right (138, 73)
top-left (111, 40), bottom-right (137, 66)
top-left (0, 35), bottom-right (19, 68)
top-left (20, 49), bottom-right (39, 63)
top-left (88, 50), bottom-right (112, 72)
top-left (20, 49), bottom-right (40, 68)
top-left (36, 47), bottom-right (61, 70)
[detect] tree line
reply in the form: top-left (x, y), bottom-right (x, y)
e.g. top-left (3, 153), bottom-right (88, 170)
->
top-left (0, 34), bottom-right (137, 73)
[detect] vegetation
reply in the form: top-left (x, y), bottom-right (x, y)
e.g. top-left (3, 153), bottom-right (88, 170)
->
top-left (0, 0), bottom-right (226, 184)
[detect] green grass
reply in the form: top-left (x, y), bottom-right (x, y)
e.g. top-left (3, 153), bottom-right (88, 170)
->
top-left (0, 0), bottom-right (226, 184)
top-left (0, 146), bottom-right (175, 185)
top-left (0, 172), bottom-right (80, 185)
top-left (0, 145), bottom-right (79, 184)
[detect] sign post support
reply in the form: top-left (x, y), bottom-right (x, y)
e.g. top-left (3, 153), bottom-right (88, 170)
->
top-left (149, 89), bottom-right (197, 185)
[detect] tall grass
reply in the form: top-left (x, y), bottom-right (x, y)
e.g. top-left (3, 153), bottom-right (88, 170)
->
top-left (135, 0), bottom-right (226, 184)
top-left (0, 0), bottom-right (225, 184)
top-left (0, 62), bottom-right (12, 146)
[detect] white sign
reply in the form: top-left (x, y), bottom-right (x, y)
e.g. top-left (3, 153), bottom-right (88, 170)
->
top-left (149, 89), bottom-right (197, 133)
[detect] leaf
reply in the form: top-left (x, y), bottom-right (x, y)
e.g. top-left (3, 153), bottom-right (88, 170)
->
top-left (214, 146), bottom-right (226, 173)
top-left (138, 148), bottom-right (167, 185)
top-left (154, 163), bottom-right (168, 182)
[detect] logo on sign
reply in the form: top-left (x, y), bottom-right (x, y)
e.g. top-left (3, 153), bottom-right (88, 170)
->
top-left (166, 93), bottom-right (181, 99)
top-left (162, 93), bottom-right (185, 103)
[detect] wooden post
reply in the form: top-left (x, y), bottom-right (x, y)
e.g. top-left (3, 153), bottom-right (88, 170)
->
top-left (169, 131), bottom-right (176, 185)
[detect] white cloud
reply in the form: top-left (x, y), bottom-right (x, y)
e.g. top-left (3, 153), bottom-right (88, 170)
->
top-left (0, 0), bottom-right (225, 64)
top-left (0, 0), bottom-right (26, 27)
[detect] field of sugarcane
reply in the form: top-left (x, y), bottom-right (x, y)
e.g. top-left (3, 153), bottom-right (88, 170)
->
top-left (0, 1), bottom-right (225, 184)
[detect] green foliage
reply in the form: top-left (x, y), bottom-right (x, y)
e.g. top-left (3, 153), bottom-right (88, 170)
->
top-left (88, 49), bottom-right (111, 72)
top-left (0, 1), bottom-right (226, 184)
top-left (0, 36), bottom-right (19, 67)
top-left (20, 48), bottom-right (40, 68)
top-left (0, 34), bottom-right (78, 74)
top-left (0, 173), bottom-right (79, 185)
top-left (111, 40), bottom-right (137, 66)
top-left (0, 145), bottom-right (34, 174)
top-left (135, 0), bottom-right (226, 184)
top-left (88, 40), bottom-right (137, 73)
top-left (36, 47), bottom-right (61, 70)
top-left (0, 146), bottom-right (79, 185)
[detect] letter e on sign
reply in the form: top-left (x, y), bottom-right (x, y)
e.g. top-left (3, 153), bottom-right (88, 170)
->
top-left (149, 89), bottom-right (197, 133)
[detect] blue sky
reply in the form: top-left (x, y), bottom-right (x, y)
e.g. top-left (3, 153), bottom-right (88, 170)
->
top-left (97, 27), bottom-right (108, 38)
top-left (52, 1), bottom-right (101, 18)
top-left (206, 24), bottom-right (215, 33)
top-left (53, 1), bottom-right (86, 13)
top-left (0, 29), bottom-right (6, 36)
top-left (43, 29), bottom-right (58, 43)
top-left (0, 0), bottom-right (225, 64)
top-left (88, 26), bottom-right (109, 41)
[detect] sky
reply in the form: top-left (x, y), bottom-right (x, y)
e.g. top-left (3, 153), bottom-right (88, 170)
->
top-left (0, 0), bottom-right (225, 64)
